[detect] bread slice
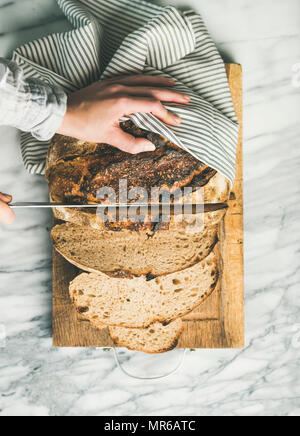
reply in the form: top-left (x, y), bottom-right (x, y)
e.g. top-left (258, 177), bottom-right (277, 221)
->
top-left (52, 222), bottom-right (218, 277)
top-left (69, 250), bottom-right (218, 328)
top-left (108, 320), bottom-right (184, 354)
top-left (81, 312), bottom-right (184, 354)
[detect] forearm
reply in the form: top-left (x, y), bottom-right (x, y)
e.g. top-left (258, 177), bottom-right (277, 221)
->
top-left (0, 58), bottom-right (67, 141)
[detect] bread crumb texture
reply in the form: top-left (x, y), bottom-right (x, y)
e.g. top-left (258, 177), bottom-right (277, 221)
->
top-left (52, 223), bottom-right (218, 276)
top-left (69, 250), bottom-right (218, 328)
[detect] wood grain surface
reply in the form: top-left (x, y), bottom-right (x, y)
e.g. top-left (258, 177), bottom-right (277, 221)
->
top-left (53, 63), bottom-right (244, 349)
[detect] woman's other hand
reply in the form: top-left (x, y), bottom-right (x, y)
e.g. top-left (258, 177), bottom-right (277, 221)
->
top-left (57, 75), bottom-right (190, 154)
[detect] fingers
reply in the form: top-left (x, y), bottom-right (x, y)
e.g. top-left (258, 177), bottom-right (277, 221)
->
top-left (110, 128), bottom-right (156, 154)
top-left (0, 193), bottom-right (12, 203)
top-left (0, 193), bottom-right (15, 224)
top-left (103, 75), bottom-right (175, 88)
top-left (114, 85), bottom-right (190, 104)
top-left (120, 96), bottom-right (182, 126)
top-left (0, 200), bottom-right (15, 224)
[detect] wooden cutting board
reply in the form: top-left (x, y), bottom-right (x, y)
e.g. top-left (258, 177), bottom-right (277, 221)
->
top-left (53, 63), bottom-right (244, 349)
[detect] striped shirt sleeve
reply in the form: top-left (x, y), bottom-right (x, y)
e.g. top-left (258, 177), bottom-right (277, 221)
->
top-left (0, 57), bottom-right (67, 141)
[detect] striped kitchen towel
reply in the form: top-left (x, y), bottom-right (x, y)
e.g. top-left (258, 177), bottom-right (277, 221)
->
top-left (12, 0), bottom-right (239, 184)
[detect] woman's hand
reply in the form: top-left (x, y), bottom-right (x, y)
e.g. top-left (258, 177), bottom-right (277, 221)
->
top-left (57, 75), bottom-right (190, 154)
top-left (0, 193), bottom-right (15, 224)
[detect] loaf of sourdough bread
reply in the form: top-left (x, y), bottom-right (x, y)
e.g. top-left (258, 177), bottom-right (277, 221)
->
top-left (69, 249), bottom-right (218, 328)
top-left (48, 123), bottom-right (226, 352)
top-left (52, 222), bottom-right (218, 276)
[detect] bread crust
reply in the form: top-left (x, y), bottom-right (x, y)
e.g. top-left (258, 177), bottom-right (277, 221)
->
top-left (46, 122), bottom-right (230, 211)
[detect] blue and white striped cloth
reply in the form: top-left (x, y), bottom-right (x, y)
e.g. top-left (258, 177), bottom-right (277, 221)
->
top-left (12, 0), bottom-right (239, 184)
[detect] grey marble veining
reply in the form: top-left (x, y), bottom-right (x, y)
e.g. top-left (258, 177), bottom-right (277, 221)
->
top-left (0, 0), bottom-right (300, 417)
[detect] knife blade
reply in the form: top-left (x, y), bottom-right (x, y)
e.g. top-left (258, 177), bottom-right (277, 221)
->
top-left (9, 202), bottom-right (227, 213)
top-left (10, 202), bottom-right (104, 208)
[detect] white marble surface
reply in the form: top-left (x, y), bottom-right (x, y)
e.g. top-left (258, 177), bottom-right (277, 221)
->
top-left (0, 0), bottom-right (300, 417)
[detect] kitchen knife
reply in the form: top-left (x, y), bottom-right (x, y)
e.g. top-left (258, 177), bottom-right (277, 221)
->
top-left (9, 202), bottom-right (227, 213)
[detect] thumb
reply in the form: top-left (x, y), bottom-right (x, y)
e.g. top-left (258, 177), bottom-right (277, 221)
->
top-left (111, 128), bottom-right (156, 154)
top-left (0, 200), bottom-right (15, 224)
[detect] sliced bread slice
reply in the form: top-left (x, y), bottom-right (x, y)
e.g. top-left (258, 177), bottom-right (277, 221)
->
top-left (69, 250), bottom-right (218, 328)
top-left (84, 315), bottom-right (183, 354)
top-left (108, 320), bottom-right (184, 354)
top-left (52, 222), bottom-right (218, 277)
